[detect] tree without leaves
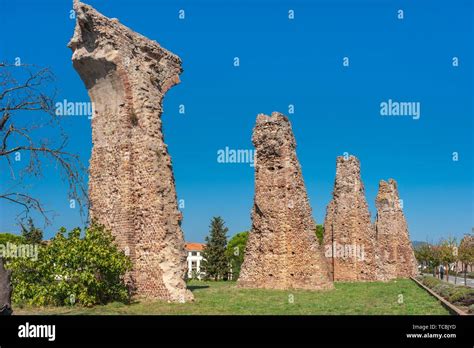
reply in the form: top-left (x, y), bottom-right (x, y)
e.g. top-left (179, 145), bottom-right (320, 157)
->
top-left (201, 217), bottom-right (229, 281)
top-left (0, 63), bottom-right (87, 225)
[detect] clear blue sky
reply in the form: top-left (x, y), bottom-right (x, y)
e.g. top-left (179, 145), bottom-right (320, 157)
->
top-left (1, 0), bottom-right (472, 244)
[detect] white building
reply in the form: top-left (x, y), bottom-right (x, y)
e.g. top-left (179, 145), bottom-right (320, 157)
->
top-left (185, 242), bottom-right (205, 280)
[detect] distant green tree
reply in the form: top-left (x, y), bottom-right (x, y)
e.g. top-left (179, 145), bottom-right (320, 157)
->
top-left (412, 243), bottom-right (440, 276)
top-left (315, 224), bottom-right (324, 245)
top-left (459, 234), bottom-right (474, 286)
top-left (20, 218), bottom-right (43, 244)
top-left (414, 243), bottom-right (431, 270)
top-left (0, 233), bottom-right (24, 246)
top-left (439, 237), bottom-right (458, 282)
top-left (201, 217), bottom-right (229, 281)
top-left (226, 231), bottom-right (249, 280)
top-left (425, 244), bottom-right (442, 277)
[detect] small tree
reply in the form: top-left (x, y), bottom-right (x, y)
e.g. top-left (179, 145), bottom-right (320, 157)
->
top-left (438, 237), bottom-right (457, 282)
top-left (414, 243), bottom-right (431, 271)
top-left (315, 224), bottom-right (324, 245)
top-left (201, 217), bottom-right (229, 281)
top-left (20, 218), bottom-right (43, 244)
top-left (426, 244), bottom-right (441, 277)
top-left (226, 231), bottom-right (249, 280)
top-left (459, 234), bottom-right (474, 286)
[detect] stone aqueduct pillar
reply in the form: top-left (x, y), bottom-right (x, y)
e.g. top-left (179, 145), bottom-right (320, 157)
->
top-left (238, 112), bottom-right (333, 290)
top-left (323, 156), bottom-right (377, 281)
top-left (375, 179), bottom-right (418, 280)
top-left (69, 1), bottom-right (192, 302)
top-left (324, 156), bottom-right (418, 282)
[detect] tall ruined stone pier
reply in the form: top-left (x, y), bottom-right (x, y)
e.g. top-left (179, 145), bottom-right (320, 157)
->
top-left (0, 258), bottom-right (12, 315)
top-left (238, 112), bottom-right (333, 290)
top-left (375, 179), bottom-right (418, 280)
top-left (69, 1), bottom-right (192, 301)
top-left (323, 156), bottom-right (376, 281)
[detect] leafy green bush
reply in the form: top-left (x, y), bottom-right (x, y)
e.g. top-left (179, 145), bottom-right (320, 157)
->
top-left (469, 304), bottom-right (474, 314)
top-left (7, 223), bottom-right (132, 307)
top-left (448, 287), bottom-right (474, 306)
top-left (432, 284), bottom-right (455, 298)
top-left (422, 276), bottom-right (442, 289)
top-left (421, 276), bottom-right (474, 308)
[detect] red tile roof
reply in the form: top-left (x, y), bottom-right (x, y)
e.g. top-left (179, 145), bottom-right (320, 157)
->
top-left (185, 242), bottom-right (205, 251)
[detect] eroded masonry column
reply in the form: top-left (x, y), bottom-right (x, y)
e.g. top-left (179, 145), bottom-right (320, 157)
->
top-left (375, 179), bottom-right (418, 280)
top-left (238, 112), bottom-right (333, 290)
top-left (323, 156), bottom-right (376, 281)
top-left (0, 258), bottom-right (12, 315)
top-left (68, 1), bottom-right (192, 302)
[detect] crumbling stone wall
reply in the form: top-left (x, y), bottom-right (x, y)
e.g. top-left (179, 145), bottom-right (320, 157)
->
top-left (375, 179), bottom-right (418, 280)
top-left (69, 1), bottom-right (192, 302)
top-left (238, 112), bottom-right (333, 290)
top-left (0, 258), bottom-right (12, 315)
top-left (323, 156), bottom-right (376, 281)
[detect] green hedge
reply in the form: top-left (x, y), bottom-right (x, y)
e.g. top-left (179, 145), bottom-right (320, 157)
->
top-left (422, 276), bottom-right (442, 289)
top-left (454, 271), bottom-right (474, 279)
top-left (421, 275), bottom-right (474, 308)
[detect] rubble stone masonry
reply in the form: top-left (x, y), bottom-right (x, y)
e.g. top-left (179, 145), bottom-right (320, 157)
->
top-left (69, 1), bottom-right (192, 302)
top-left (238, 112), bottom-right (333, 290)
top-left (323, 156), bottom-right (377, 281)
top-left (375, 179), bottom-right (418, 280)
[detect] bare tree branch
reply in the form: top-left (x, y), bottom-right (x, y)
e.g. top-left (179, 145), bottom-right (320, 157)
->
top-left (0, 63), bottom-right (88, 227)
top-left (0, 192), bottom-right (51, 225)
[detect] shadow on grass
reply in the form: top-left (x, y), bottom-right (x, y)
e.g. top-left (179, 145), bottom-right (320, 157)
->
top-left (187, 285), bottom-right (210, 291)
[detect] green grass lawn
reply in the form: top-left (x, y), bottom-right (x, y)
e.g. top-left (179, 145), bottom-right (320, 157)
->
top-left (13, 279), bottom-right (449, 315)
